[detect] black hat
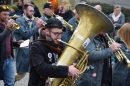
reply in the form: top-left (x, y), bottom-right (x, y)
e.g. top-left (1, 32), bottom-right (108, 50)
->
top-left (43, 2), bottom-right (54, 9)
top-left (0, 5), bottom-right (9, 12)
top-left (45, 18), bottom-right (63, 29)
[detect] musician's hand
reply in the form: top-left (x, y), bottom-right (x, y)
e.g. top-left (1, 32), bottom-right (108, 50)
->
top-left (36, 19), bottom-right (45, 27)
top-left (110, 42), bottom-right (121, 53)
top-left (17, 40), bottom-right (24, 45)
top-left (6, 19), bottom-right (15, 31)
top-left (68, 65), bottom-right (80, 80)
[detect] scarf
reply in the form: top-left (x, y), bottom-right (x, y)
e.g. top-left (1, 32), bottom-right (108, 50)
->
top-left (112, 12), bottom-right (122, 22)
top-left (34, 30), bottom-right (62, 54)
top-left (95, 34), bottom-right (108, 48)
top-left (23, 14), bottom-right (35, 22)
top-left (23, 14), bottom-right (35, 42)
top-left (58, 6), bottom-right (65, 14)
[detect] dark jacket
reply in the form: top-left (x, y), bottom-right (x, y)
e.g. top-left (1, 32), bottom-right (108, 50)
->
top-left (28, 41), bottom-right (68, 86)
top-left (31, 2), bottom-right (41, 18)
top-left (9, 11), bottom-right (21, 16)
top-left (40, 14), bottom-right (51, 23)
top-left (112, 37), bottom-right (130, 86)
top-left (56, 9), bottom-right (73, 22)
top-left (0, 0), bottom-right (3, 5)
top-left (0, 24), bottom-right (19, 80)
top-left (66, 16), bottom-right (78, 42)
top-left (17, 5), bottom-right (23, 15)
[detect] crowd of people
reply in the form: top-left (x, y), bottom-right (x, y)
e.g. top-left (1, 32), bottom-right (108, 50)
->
top-left (0, 0), bottom-right (130, 86)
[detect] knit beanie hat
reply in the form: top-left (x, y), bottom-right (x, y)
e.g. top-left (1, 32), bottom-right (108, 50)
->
top-left (45, 18), bottom-right (63, 29)
top-left (11, 5), bottom-right (18, 12)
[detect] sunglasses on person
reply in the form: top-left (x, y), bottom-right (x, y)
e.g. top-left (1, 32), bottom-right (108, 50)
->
top-left (1, 5), bottom-right (9, 10)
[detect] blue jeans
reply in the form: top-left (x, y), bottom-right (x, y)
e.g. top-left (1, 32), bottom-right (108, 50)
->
top-left (2, 56), bottom-right (15, 86)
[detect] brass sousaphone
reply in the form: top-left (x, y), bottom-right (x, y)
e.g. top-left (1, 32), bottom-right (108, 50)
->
top-left (52, 3), bottom-right (114, 86)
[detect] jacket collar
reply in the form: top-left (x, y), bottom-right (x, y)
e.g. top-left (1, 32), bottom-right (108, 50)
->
top-left (23, 14), bottom-right (35, 22)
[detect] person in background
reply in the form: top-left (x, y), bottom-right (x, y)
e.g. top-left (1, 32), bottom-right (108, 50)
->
top-left (28, 18), bottom-right (80, 86)
top-left (23, 0), bottom-right (41, 17)
top-left (40, 2), bottom-right (68, 49)
top-left (112, 23), bottom-right (130, 86)
top-left (94, 5), bottom-right (102, 11)
top-left (108, 5), bottom-right (125, 38)
top-left (0, 0), bottom-right (4, 5)
top-left (0, 0), bottom-right (6, 5)
top-left (17, 0), bottom-right (24, 15)
top-left (13, 3), bottom-right (43, 82)
top-left (117, 23), bottom-right (130, 54)
top-left (55, 0), bottom-right (73, 22)
top-left (65, 9), bottom-right (79, 42)
top-left (40, 2), bottom-right (54, 23)
top-left (0, 5), bottom-right (22, 86)
top-left (9, 5), bottom-right (20, 16)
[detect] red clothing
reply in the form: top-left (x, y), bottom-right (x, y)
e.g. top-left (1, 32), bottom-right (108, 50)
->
top-left (5, 34), bottom-right (11, 57)
top-left (0, 23), bottom-right (11, 57)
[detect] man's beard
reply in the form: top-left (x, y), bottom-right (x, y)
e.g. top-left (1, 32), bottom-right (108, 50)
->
top-left (26, 13), bottom-right (32, 19)
top-left (48, 35), bottom-right (60, 44)
top-left (0, 17), bottom-right (6, 22)
top-left (54, 39), bottom-right (60, 44)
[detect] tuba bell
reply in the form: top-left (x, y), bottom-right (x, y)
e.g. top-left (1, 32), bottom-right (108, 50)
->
top-left (52, 3), bottom-right (114, 86)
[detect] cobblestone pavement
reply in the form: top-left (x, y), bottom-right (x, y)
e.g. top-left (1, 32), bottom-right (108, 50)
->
top-left (0, 73), bottom-right (29, 86)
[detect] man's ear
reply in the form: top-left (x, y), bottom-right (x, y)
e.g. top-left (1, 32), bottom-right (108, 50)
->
top-left (23, 9), bottom-right (26, 14)
top-left (45, 29), bottom-right (49, 35)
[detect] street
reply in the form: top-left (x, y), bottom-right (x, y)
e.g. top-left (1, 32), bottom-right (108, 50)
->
top-left (0, 73), bottom-right (29, 86)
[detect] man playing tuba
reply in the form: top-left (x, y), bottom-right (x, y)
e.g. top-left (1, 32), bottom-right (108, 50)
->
top-left (28, 18), bottom-right (80, 86)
